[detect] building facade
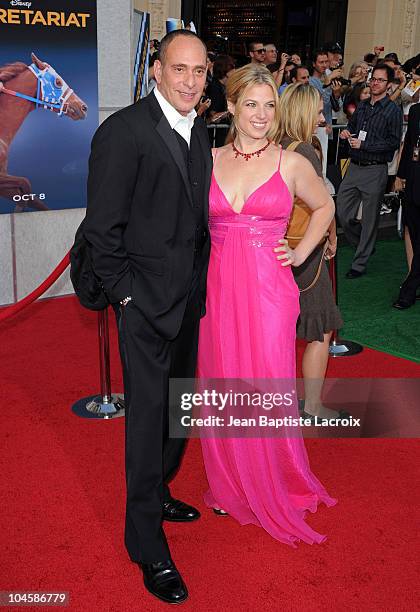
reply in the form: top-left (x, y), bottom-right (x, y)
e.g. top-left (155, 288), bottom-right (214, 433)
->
top-left (345, 0), bottom-right (420, 67)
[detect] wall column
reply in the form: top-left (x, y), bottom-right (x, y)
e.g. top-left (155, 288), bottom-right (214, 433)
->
top-left (133, 0), bottom-right (181, 40)
top-left (344, 0), bottom-right (420, 69)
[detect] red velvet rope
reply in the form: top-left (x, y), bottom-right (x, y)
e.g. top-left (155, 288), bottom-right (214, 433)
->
top-left (0, 252), bottom-right (70, 323)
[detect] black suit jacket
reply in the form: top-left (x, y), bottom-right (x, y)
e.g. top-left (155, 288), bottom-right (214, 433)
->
top-left (398, 103), bottom-right (420, 206)
top-left (84, 92), bottom-right (212, 339)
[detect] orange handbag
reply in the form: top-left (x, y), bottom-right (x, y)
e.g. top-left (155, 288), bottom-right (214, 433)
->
top-left (284, 141), bottom-right (328, 293)
top-left (285, 140), bottom-right (328, 249)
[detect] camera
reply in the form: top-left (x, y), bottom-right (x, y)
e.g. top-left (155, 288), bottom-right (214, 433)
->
top-left (323, 75), bottom-right (352, 88)
top-left (329, 61), bottom-right (352, 87)
top-left (337, 77), bottom-right (352, 87)
top-left (336, 62), bottom-right (352, 86)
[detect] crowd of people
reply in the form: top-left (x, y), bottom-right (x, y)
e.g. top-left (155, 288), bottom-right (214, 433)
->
top-left (148, 35), bottom-right (420, 411)
top-left (174, 39), bottom-right (418, 299)
top-left (82, 29), bottom-right (419, 604)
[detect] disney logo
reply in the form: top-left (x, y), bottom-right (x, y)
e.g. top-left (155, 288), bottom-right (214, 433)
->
top-left (10, 0), bottom-right (32, 7)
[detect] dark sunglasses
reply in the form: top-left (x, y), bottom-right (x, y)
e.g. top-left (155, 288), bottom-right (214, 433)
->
top-left (254, 48), bottom-right (266, 54)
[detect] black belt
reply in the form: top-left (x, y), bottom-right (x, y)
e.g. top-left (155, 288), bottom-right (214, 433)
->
top-left (351, 160), bottom-right (387, 167)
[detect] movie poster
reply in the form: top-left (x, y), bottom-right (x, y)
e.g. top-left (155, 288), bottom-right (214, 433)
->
top-left (133, 10), bottom-right (150, 103)
top-left (0, 0), bottom-right (98, 213)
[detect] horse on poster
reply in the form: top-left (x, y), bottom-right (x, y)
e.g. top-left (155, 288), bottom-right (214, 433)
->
top-left (0, 53), bottom-right (87, 212)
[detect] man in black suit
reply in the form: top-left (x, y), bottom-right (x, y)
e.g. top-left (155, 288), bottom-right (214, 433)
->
top-left (393, 102), bottom-right (420, 309)
top-left (84, 30), bottom-right (211, 604)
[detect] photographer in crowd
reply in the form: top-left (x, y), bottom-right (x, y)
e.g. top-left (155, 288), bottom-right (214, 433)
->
top-left (401, 59), bottom-right (420, 120)
top-left (325, 43), bottom-right (343, 74)
top-left (274, 54), bottom-right (296, 89)
top-left (348, 62), bottom-right (370, 86)
top-left (364, 46), bottom-right (385, 70)
top-left (383, 57), bottom-right (407, 104)
top-left (309, 49), bottom-right (343, 173)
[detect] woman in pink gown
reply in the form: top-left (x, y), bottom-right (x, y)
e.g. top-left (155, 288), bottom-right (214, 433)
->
top-left (197, 64), bottom-right (337, 546)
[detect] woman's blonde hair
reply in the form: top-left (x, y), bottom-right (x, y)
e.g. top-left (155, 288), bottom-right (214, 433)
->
top-left (348, 62), bottom-right (364, 79)
top-left (225, 64), bottom-right (280, 142)
top-left (276, 82), bottom-right (321, 144)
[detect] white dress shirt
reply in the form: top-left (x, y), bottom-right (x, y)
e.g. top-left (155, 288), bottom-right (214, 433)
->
top-left (154, 87), bottom-right (197, 146)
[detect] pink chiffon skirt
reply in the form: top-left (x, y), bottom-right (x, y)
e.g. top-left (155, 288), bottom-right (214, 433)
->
top-left (197, 170), bottom-right (337, 546)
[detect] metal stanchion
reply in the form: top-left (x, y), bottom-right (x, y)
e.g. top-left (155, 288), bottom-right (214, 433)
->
top-left (72, 308), bottom-right (125, 419)
top-left (210, 124), bottom-right (216, 148)
top-left (328, 244), bottom-right (364, 357)
top-left (206, 123), bottom-right (230, 149)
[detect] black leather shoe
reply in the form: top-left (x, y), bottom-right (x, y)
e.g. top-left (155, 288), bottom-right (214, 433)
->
top-left (345, 268), bottom-right (365, 279)
top-left (393, 298), bottom-right (415, 310)
top-left (140, 560), bottom-right (188, 604)
top-left (163, 498), bottom-right (200, 522)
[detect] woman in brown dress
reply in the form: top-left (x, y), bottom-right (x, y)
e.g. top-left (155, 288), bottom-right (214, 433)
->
top-left (278, 82), bottom-right (344, 420)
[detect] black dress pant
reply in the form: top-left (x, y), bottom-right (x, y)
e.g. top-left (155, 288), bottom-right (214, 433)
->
top-left (400, 202), bottom-right (420, 302)
top-left (115, 261), bottom-right (202, 563)
top-left (336, 162), bottom-right (388, 272)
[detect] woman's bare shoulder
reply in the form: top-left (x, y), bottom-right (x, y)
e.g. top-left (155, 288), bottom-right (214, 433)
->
top-left (281, 148), bottom-right (306, 164)
top-left (212, 144), bottom-right (231, 156)
top-left (211, 145), bottom-right (229, 162)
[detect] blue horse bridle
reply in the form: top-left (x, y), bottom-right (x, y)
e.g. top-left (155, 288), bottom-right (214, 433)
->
top-left (0, 62), bottom-right (73, 116)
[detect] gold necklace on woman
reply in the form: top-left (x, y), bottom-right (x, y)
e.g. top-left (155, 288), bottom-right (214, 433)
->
top-left (232, 139), bottom-right (271, 161)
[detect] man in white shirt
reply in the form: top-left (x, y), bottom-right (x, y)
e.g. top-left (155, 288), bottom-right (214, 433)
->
top-left (310, 49), bottom-right (343, 174)
top-left (84, 30), bottom-right (211, 605)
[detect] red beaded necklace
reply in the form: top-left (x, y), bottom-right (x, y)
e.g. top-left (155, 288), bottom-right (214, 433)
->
top-left (232, 139), bottom-right (271, 161)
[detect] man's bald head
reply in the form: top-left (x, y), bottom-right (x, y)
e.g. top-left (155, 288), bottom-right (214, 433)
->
top-left (158, 30), bottom-right (207, 66)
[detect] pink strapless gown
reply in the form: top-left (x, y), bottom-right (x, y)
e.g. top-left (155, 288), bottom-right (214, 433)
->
top-left (197, 156), bottom-right (337, 546)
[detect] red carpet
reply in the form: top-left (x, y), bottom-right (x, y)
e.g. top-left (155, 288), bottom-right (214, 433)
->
top-left (1, 296), bottom-right (419, 611)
